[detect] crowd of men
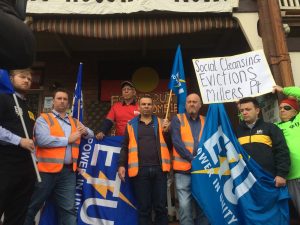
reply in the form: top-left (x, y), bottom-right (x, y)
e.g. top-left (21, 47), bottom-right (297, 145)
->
top-left (1, 2), bottom-right (300, 225)
top-left (1, 68), bottom-right (300, 225)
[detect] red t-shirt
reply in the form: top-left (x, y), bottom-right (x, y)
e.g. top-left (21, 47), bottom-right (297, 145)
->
top-left (106, 102), bottom-right (139, 136)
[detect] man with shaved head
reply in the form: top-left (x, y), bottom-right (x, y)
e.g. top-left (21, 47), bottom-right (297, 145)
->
top-left (170, 93), bottom-right (209, 225)
top-left (118, 95), bottom-right (171, 225)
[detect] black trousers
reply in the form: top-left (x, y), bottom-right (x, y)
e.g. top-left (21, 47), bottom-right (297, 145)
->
top-left (0, 171), bottom-right (35, 225)
top-left (0, 9), bottom-right (35, 70)
top-left (131, 166), bottom-right (168, 225)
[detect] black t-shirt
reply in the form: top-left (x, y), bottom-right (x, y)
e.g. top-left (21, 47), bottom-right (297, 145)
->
top-left (0, 93), bottom-right (35, 175)
top-left (137, 120), bottom-right (160, 167)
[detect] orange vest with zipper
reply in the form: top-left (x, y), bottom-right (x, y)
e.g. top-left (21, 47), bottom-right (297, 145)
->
top-left (36, 113), bottom-right (80, 173)
top-left (172, 113), bottom-right (205, 171)
top-left (127, 117), bottom-right (171, 177)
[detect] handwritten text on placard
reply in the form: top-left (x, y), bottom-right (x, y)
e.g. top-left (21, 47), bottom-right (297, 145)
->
top-left (192, 50), bottom-right (275, 104)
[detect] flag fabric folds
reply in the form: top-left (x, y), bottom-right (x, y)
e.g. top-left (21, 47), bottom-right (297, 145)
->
top-left (71, 62), bottom-right (83, 122)
top-left (76, 136), bottom-right (138, 225)
top-left (38, 204), bottom-right (58, 225)
top-left (168, 45), bottom-right (187, 113)
top-left (39, 137), bottom-right (138, 225)
top-left (191, 104), bottom-right (289, 225)
top-left (0, 69), bottom-right (14, 94)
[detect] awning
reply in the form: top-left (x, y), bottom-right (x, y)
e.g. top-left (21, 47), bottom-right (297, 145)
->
top-left (29, 15), bottom-right (238, 39)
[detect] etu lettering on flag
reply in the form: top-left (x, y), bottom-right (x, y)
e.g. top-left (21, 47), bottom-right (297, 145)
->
top-left (76, 136), bottom-right (138, 225)
top-left (191, 104), bottom-right (289, 225)
top-left (72, 62), bottom-right (83, 122)
top-left (39, 137), bottom-right (138, 225)
top-left (168, 45), bottom-right (187, 113)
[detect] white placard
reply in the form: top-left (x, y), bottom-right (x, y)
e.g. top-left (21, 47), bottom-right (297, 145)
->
top-left (192, 50), bottom-right (276, 104)
top-left (26, 0), bottom-right (237, 15)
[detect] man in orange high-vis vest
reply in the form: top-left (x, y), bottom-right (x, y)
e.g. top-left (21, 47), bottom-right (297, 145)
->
top-left (24, 88), bottom-right (94, 225)
top-left (118, 95), bottom-right (171, 225)
top-left (170, 93), bottom-right (210, 225)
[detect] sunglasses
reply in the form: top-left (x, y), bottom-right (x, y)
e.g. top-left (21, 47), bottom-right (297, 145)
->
top-left (280, 105), bottom-right (293, 111)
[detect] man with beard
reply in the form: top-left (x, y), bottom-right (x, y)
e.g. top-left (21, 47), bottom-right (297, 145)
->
top-left (0, 69), bottom-right (36, 225)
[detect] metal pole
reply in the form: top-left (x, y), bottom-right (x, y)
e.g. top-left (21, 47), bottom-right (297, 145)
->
top-left (13, 94), bottom-right (42, 182)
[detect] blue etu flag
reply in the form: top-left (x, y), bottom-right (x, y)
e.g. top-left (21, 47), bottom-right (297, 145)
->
top-left (168, 45), bottom-right (187, 113)
top-left (39, 137), bottom-right (138, 225)
top-left (0, 69), bottom-right (14, 94)
top-left (76, 136), bottom-right (138, 225)
top-left (191, 104), bottom-right (289, 225)
top-left (72, 62), bottom-right (83, 122)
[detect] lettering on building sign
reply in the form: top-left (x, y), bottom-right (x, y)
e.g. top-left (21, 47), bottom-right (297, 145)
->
top-left (174, 0), bottom-right (221, 2)
top-left (27, 0), bottom-right (234, 14)
top-left (112, 92), bottom-right (178, 118)
top-left (30, 0), bottom-right (221, 2)
top-left (30, 0), bottom-right (134, 2)
top-left (66, 0), bottom-right (133, 2)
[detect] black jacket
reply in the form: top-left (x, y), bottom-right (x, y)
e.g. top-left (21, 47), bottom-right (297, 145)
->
top-left (0, 93), bottom-right (35, 175)
top-left (0, 0), bottom-right (35, 70)
top-left (0, 0), bottom-right (27, 19)
top-left (236, 118), bottom-right (290, 178)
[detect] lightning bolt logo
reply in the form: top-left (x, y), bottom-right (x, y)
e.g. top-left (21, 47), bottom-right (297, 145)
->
top-left (81, 171), bottom-right (136, 210)
top-left (192, 154), bottom-right (243, 175)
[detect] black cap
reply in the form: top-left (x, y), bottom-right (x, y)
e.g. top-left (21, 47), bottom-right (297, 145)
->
top-left (121, 80), bottom-right (135, 89)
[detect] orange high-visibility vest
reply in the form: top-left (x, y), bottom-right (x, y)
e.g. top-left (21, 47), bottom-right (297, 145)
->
top-left (127, 117), bottom-right (171, 177)
top-left (172, 113), bottom-right (205, 171)
top-left (36, 113), bottom-right (80, 173)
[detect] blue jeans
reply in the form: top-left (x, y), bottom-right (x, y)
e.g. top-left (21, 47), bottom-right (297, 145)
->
top-left (175, 173), bottom-right (209, 225)
top-left (24, 167), bottom-right (76, 225)
top-left (131, 166), bottom-right (168, 225)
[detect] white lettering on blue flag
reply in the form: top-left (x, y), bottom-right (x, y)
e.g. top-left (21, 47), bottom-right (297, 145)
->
top-left (80, 198), bottom-right (116, 225)
top-left (76, 136), bottom-right (137, 225)
top-left (91, 144), bottom-right (121, 167)
top-left (191, 104), bottom-right (289, 225)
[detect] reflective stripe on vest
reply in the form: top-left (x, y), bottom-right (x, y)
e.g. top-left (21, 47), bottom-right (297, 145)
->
top-left (127, 118), bottom-right (171, 177)
top-left (36, 113), bottom-right (80, 173)
top-left (172, 114), bottom-right (205, 171)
